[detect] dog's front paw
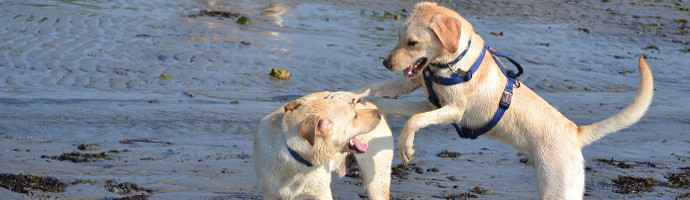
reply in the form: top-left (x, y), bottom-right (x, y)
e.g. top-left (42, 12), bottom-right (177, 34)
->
top-left (326, 89), bottom-right (371, 105)
top-left (397, 134), bottom-right (415, 164)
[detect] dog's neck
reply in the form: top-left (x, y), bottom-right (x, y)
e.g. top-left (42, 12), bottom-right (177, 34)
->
top-left (286, 143), bottom-right (313, 167)
top-left (430, 33), bottom-right (484, 76)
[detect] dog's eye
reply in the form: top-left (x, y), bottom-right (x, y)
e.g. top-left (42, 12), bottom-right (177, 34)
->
top-left (354, 112), bottom-right (358, 119)
top-left (407, 41), bottom-right (417, 46)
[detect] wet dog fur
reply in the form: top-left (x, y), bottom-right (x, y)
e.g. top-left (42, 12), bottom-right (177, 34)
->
top-left (334, 2), bottom-right (654, 199)
top-left (254, 91), bottom-right (393, 200)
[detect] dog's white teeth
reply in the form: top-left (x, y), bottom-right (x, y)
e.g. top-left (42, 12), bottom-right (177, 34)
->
top-left (349, 139), bottom-right (354, 145)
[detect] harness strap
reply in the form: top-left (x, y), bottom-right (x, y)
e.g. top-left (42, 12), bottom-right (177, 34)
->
top-left (429, 40), bottom-right (472, 69)
top-left (287, 145), bottom-right (313, 167)
top-left (423, 45), bottom-right (521, 139)
top-left (426, 48), bottom-right (486, 85)
top-left (453, 76), bottom-right (515, 139)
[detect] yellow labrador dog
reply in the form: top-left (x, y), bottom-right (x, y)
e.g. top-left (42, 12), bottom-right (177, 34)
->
top-left (254, 91), bottom-right (393, 200)
top-left (332, 2), bottom-right (654, 199)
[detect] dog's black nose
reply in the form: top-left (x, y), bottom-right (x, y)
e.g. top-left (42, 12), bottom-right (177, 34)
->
top-left (382, 57), bottom-right (392, 70)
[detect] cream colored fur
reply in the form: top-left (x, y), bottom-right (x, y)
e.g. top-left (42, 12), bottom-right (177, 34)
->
top-left (332, 2), bottom-right (654, 199)
top-left (254, 91), bottom-right (393, 200)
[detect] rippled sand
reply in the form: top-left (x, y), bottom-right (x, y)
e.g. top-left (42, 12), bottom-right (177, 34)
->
top-left (1, 0), bottom-right (689, 199)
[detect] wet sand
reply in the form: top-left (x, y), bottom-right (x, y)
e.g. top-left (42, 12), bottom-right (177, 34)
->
top-left (1, 0), bottom-right (689, 199)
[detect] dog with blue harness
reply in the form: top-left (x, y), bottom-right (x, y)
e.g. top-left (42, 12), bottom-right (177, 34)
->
top-left (329, 2), bottom-right (654, 199)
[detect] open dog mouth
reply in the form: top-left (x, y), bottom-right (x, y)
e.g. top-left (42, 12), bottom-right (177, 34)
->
top-left (403, 57), bottom-right (428, 77)
top-left (348, 137), bottom-right (368, 153)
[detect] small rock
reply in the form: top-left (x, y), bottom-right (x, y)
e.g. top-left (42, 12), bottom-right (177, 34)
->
top-left (237, 16), bottom-right (251, 25)
top-left (490, 31), bottom-right (503, 37)
top-left (159, 74), bottom-right (172, 80)
top-left (270, 68), bottom-right (291, 80)
top-left (182, 91), bottom-right (196, 98)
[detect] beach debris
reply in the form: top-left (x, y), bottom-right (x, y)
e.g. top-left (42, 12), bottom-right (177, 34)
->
top-left (612, 175), bottom-right (659, 194)
top-left (433, 190), bottom-right (477, 199)
top-left (469, 186), bottom-right (488, 194)
top-left (643, 45), bottom-right (659, 50)
top-left (595, 158), bottom-right (633, 169)
top-left (230, 101), bottom-right (239, 104)
top-left (490, 31), bottom-right (503, 37)
top-left (182, 91), bottom-right (196, 98)
top-left (104, 180), bottom-right (148, 195)
top-left (77, 143), bottom-right (98, 151)
top-left (437, 150), bottom-right (461, 158)
top-left (346, 167), bottom-right (361, 179)
top-left (270, 68), bottom-right (291, 80)
top-left (51, 152), bottom-right (109, 163)
top-left (395, 13), bottom-right (401, 21)
top-left (159, 74), bottom-right (172, 80)
top-left (426, 167), bottom-right (439, 172)
top-left (667, 168), bottom-right (690, 188)
top-left (189, 9), bottom-right (239, 19)
top-left (641, 23), bottom-right (663, 29)
top-left (535, 42), bottom-right (550, 47)
top-left (147, 99), bottom-right (159, 103)
top-left (391, 163), bottom-right (423, 178)
top-left (577, 28), bottom-right (591, 34)
top-left (237, 16), bottom-right (251, 25)
top-left (679, 192), bottom-right (690, 199)
top-left (112, 194), bottom-right (150, 200)
top-left (619, 69), bottom-right (635, 75)
top-left (0, 173), bottom-right (67, 194)
top-left (119, 138), bottom-right (172, 145)
top-left (135, 34), bottom-right (150, 38)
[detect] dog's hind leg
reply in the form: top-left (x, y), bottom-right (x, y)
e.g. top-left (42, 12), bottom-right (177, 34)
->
top-left (532, 146), bottom-right (585, 200)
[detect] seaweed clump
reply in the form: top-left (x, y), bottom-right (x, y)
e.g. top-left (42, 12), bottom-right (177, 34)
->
top-left (104, 180), bottom-right (148, 195)
top-left (595, 158), bottom-right (633, 169)
top-left (432, 190), bottom-right (477, 199)
top-left (51, 151), bottom-right (109, 163)
top-left (0, 173), bottom-right (67, 194)
top-left (667, 167), bottom-right (690, 188)
top-left (391, 163), bottom-right (423, 178)
top-left (612, 175), bottom-right (659, 194)
top-left (188, 9), bottom-right (239, 19)
top-left (437, 150), bottom-right (461, 158)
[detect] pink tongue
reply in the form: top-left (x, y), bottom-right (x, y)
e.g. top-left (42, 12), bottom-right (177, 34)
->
top-left (403, 66), bottom-right (416, 77)
top-left (350, 138), bottom-right (368, 153)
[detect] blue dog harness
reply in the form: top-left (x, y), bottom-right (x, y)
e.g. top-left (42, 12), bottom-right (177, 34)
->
top-left (423, 42), bottom-right (523, 139)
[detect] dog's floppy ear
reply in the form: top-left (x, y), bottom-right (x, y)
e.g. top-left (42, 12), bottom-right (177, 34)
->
top-left (429, 14), bottom-right (461, 53)
top-left (284, 100), bottom-right (301, 112)
top-left (298, 115), bottom-right (332, 146)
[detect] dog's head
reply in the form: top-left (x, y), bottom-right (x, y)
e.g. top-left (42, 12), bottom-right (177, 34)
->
top-left (382, 2), bottom-right (472, 77)
top-left (282, 97), bottom-right (381, 163)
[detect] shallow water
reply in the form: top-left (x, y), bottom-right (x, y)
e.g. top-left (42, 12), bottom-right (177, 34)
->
top-left (1, 0), bottom-right (689, 199)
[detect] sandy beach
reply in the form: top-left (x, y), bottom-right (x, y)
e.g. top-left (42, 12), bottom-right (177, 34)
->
top-left (1, 0), bottom-right (689, 199)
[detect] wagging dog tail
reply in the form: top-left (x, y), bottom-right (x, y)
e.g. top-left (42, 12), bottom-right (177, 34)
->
top-left (577, 56), bottom-right (654, 147)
